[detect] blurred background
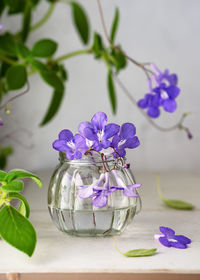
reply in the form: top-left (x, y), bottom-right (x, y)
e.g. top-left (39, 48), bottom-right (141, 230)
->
top-left (1, 0), bottom-right (199, 173)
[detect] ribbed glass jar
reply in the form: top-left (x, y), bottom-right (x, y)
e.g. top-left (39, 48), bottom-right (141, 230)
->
top-left (48, 152), bottom-right (141, 237)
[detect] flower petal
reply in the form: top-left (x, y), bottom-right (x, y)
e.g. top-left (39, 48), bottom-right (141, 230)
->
top-left (170, 241), bottom-right (187, 249)
top-left (111, 135), bottom-right (121, 148)
top-left (74, 134), bottom-right (87, 149)
top-left (104, 123), bottom-right (120, 139)
top-left (93, 192), bottom-right (108, 207)
top-left (78, 122), bottom-right (93, 135)
top-left (167, 73), bottom-right (178, 86)
top-left (52, 140), bottom-right (68, 151)
top-left (66, 150), bottom-right (74, 160)
top-left (123, 136), bottom-right (140, 149)
top-left (74, 150), bottom-right (82, 159)
top-left (166, 85), bottom-right (180, 99)
top-left (147, 106), bottom-right (160, 118)
top-left (160, 226), bottom-right (175, 238)
top-left (120, 123), bottom-right (136, 139)
top-left (59, 129), bottom-right (73, 141)
top-left (163, 99), bottom-right (177, 113)
top-left (83, 127), bottom-right (98, 141)
top-left (91, 112), bottom-right (107, 131)
top-left (159, 236), bottom-right (171, 247)
top-left (123, 187), bottom-right (138, 197)
top-left (174, 235), bottom-right (191, 245)
top-left (78, 186), bottom-right (93, 198)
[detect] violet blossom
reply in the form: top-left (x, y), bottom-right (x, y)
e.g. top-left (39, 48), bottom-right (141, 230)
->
top-left (112, 170), bottom-right (141, 197)
top-left (78, 112), bottom-right (120, 151)
top-left (52, 129), bottom-right (87, 160)
top-left (78, 172), bottom-right (116, 207)
top-left (0, 118), bottom-right (3, 126)
top-left (154, 226), bottom-right (191, 249)
top-left (138, 66), bottom-right (180, 118)
top-left (111, 123), bottom-right (140, 157)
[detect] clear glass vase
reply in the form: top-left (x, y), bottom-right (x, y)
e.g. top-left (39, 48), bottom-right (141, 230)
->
top-left (48, 152), bottom-right (141, 237)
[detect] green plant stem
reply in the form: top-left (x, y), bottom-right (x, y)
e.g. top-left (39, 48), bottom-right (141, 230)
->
top-left (156, 174), bottom-right (165, 201)
top-left (113, 236), bottom-right (124, 255)
top-left (31, 3), bottom-right (56, 32)
top-left (0, 54), bottom-right (16, 65)
top-left (55, 48), bottom-right (92, 63)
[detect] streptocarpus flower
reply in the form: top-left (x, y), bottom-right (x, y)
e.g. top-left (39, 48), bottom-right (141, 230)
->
top-left (78, 112), bottom-right (120, 151)
top-left (111, 123), bottom-right (140, 157)
top-left (138, 66), bottom-right (180, 117)
top-left (0, 118), bottom-right (3, 126)
top-left (52, 129), bottom-right (87, 160)
top-left (112, 170), bottom-right (141, 197)
top-left (154, 226), bottom-right (191, 249)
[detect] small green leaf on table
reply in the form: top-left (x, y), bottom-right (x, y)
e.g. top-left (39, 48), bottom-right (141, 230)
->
top-left (32, 39), bottom-right (58, 58)
top-left (70, 2), bottom-right (90, 45)
top-left (156, 174), bottom-right (194, 210)
top-left (6, 65), bottom-right (27, 90)
top-left (123, 248), bottom-right (157, 257)
top-left (0, 205), bottom-right (36, 256)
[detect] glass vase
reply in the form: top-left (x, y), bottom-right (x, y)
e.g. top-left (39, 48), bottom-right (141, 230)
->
top-left (48, 152), bottom-right (141, 237)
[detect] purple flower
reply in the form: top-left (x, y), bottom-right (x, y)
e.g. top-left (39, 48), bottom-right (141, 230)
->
top-left (52, 129), bottom-right (87, 160)
top-left (78, 172), bottom-right (116, 207)
top-left (0, 118), bottom-right (3, 126)
top-left (112, 170), bottom-right (141, 197)
top-left (138, 66), bottom-right (180, 118)
top-left (0, 24), bottom-right (3, 31)
top-left (155, 226), bottom-right (191, 249)
top-left (111, 123), bottom-right (140, 157)
top-left (78, 112), bottom-right (120, 151)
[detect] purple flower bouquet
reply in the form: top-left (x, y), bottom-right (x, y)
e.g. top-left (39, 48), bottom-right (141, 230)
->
top-left (48, 112), bottom-right (142, 237)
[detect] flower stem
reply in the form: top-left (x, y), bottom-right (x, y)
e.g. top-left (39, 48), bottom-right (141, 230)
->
top-left (113, 236), bottom-right (124, 255)
top-left (31, 3), bottom-right (56, 32)
top-left (156, 174), bottom-right (166, 201)
top-left (0, 54), bottom-right (17, 65)
top-left (55, 48), bottom-right (92, 63)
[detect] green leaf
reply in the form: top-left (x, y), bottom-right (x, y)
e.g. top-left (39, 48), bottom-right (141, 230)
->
top-left (163, 199), bottom-right (194, 210)
top-left (40, 70), bottom-right (64, 92)
top-left (92, 32), bottom-right (104, 58)
top-left (6, 65), bottom-right (27, 90)
top-left (31, 59), bottom-right (48, 72)
top-left (21, 1), bottom-right (32, 42)
top-left (0, 171), bottom-right (7, 181)
top-left (7, 192), bottom-right (30, 218)
top-left (1, 180), bottom-right (24, 192)
top-left (0, 205), bottom-right (36, 256)
top-left (0, 34), bottom-right (17, 56)
top-left (123, 248), bottom-right (157, 257)
top-left (0, 146), bottom-right (13, 169)
top-left (32, 39), bottom-right (58, 58)
top-left (110, 47), bottom-right (127, 72)
top-left (107, 71), bottom-right (117, 114)
top-left (0, 1), bottom-right (6, 16)
top-left (110, 7), bottom-right (119, 43)
top-left (4, 0), bottom-right (25, 14)
top-left (5, 169), bottom-right (42, 188)
top-left (16, 43), bottom-right (32, 60)
top-left (40, 88), bottom-right (64, 126)
top-left (70, 2), bottom-right (90, 45)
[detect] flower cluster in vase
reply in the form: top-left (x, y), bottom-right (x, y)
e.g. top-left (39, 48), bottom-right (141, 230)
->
top-left (53, 112), bottom-right (141, 207)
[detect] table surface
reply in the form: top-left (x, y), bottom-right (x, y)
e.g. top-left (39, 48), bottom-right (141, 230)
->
top-left (0, 170), bottom-right (200, 275)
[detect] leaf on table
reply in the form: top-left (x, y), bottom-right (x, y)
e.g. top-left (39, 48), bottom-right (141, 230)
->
top-left (163, 199), bottom-right (194, 210)
top-left (123, 248), bottom-right (157, 257)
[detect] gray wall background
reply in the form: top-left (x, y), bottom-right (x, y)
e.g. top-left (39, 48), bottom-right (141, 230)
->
top-left (1, 0), bottom-right (199, 172)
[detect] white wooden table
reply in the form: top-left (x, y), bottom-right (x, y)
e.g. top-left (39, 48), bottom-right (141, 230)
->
top-left (1, 171), bottom-right (200, 280)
